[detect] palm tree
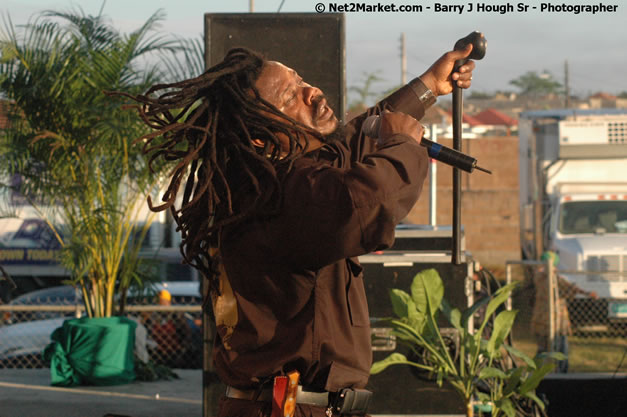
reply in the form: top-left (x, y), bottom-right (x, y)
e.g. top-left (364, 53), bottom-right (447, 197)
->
top-left (0, 6), bottom-right (203, 317)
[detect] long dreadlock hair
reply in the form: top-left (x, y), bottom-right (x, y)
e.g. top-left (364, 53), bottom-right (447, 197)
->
top-left (116, 48), bottom-right (322, 293)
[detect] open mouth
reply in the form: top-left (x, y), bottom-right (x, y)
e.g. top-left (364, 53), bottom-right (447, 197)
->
top-left (315, 99), bottom-right (334, 122)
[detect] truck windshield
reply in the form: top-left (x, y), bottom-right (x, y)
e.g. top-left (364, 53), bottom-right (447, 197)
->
top-left (559, 201), bottom-right (627, 234)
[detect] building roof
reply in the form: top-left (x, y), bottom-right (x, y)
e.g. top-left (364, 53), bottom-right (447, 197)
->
top-left (589, 92), bottom-right (617, 100)
top-left (436, 108), bottom-right (482, 126)
top-left (472, 108), bottom-right (518, 126)
top-left (462, 113), bottom-right (482, 126)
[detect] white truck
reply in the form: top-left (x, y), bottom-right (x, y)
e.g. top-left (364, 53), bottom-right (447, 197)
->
top-left (518, 109), bottom-right (627, 331)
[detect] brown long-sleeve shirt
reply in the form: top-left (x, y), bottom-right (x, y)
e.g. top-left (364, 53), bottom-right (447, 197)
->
top-left (211, 80), bottom-right (431, 392)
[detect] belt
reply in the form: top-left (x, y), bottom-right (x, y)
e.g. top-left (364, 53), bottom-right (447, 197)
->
top-left (225, 385), bottom-right (330, 406)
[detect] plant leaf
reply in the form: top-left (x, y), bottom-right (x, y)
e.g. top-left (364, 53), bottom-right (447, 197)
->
top-left (389, 288), bottom-right (411, 318)
top-left (464, 332), bottom-right (479, 357)
top-left (411, 269), bottom-right (443, 318)
top-left (461, 295), bottom-right (490, 328)
top-left (536, 351), bottom-right (567, 361)
top-left (371, 352), bottom-right (412, 375)
top-left (476, 392), bottom-right (490, 403)
top-left (503, 367), bottom-right (524, 396)
top-left (388, 288), bottom-right (423, 331)
top-left (498, 398), bottom-right (516, 417)
top-left (479, 366), bottom-right (508, 379)
top-left (484, 282), bottom-right (518, 321)
top-left (475, 282), bottom-right (518, 342)
top-left (503, 344), bottom-right (536, 369)
top-left (523, 391), bottom-right (546, 410)
top-left (519, 362), bottom-right (555, 395)
top-left (440, 298), bottom-right (462, 331)
top-left (487, 310), bottom-right (518, 357)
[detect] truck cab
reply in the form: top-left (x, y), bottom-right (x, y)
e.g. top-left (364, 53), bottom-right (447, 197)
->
top-left (519, 109), bottom-right (627, 330)
top-left (551, 188), bottom-right (627, 297)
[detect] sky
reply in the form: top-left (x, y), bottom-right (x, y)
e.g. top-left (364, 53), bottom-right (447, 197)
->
top-left (3, 0), bottom-right (626, 102)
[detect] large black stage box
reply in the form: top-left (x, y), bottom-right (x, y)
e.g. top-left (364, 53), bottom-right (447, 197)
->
top-left (537, 374), bottom-right (627, 417)
top-left (204, 13), bottom-right (345, 122)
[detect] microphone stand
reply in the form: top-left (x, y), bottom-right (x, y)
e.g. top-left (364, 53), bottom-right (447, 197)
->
top-left (452, 83), bottom-right (463, 265)
top-left (451, 31), bottom-right (487, 265)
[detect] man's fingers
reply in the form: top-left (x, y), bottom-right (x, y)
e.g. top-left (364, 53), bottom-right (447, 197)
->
top-left (452, 59), bottom-right (475, 88)
top-left (456, 79), bottom-right (472, 88)
top-left (455, 70), bottom-right (473, 81)
top-left (449, 42), bottom-right (473, 60)
top-left (457, 60), bottom-right (476, 74)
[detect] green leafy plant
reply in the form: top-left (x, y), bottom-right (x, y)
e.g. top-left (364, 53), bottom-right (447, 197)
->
top-left (0, 7), bottom-right (203, 317)
top-left (371, 269), bottom-right (564, 417)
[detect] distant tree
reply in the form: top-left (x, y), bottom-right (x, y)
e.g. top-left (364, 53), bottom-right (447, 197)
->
top-left (509, 71), bottom-right (562, 96)
top-left (380, 83), bottom-right (403, 99)
top-left (348, 70), bottom-right (384, 111)
top-left (618, 91), bottom-right (627, 99)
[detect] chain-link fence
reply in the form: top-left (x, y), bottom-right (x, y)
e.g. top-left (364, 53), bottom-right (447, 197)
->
top-left (0, 300), bottom-right (202, 369)
top-left (3, 269), bottom-right (626, 375)
top-left (505, 260), bottom-right (627, 373)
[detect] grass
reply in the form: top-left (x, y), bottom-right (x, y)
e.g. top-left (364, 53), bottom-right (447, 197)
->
top-left (511, 335), bottom-right (627, 373)
top-left (567, 336), bottom-right (627, 373)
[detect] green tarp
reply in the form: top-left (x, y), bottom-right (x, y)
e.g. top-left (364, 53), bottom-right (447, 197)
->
top-left (43, 316), bottom-right (136, 386)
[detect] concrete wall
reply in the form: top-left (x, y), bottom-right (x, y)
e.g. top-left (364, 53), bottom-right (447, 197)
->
top-left (405, 135), bottom-right (521, 267)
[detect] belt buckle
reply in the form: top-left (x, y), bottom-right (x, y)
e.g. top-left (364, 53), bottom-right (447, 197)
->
top-left (330, 388), bottom-right (372, 415)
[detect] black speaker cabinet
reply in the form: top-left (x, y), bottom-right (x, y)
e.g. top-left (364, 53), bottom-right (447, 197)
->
top-left (204, 13), bottom-right (345, 122)
top-left (537, 374), bottom-right (627, 417)
top-left (361, 252), bottom-right (474, 415)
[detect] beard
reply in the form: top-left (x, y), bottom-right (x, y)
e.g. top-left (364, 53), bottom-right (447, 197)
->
top-left (320, 124), bottom-right (346, 145)
top-left (311, 95), bottom-right (344, 145)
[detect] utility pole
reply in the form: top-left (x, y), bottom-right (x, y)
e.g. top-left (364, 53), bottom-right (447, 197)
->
top-left (564, 60), bottom-right (570, 108)
top-left (250, 0), bottom-right (254, 12)
top-left (400, 32), bottom-right (407, 85)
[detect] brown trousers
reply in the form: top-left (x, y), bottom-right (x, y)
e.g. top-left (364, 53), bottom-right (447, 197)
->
top-left (217, 397), bottom-right (371, 417)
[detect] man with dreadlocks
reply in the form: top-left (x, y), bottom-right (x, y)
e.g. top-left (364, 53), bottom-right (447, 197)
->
top-left (126, 44), bottom-right (476, 417)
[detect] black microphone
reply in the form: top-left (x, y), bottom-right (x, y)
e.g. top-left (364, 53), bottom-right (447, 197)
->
top-left (361, 115), bottom-right (491, 174)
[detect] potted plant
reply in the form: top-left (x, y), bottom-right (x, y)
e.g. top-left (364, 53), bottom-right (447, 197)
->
top-left (371, 269), bottom-right (564, 417)
top-left (0, 6), bottom-right (202, 385)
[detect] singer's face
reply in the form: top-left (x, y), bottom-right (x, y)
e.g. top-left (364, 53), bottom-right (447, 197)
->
top-left (255, 61), bottom-right (339, 136)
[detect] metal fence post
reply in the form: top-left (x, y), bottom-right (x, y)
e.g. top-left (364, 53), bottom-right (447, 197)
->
top-left (547, 258), bottom-right (556, 352)
top-left (506, 263), bottom-right (512, 311)
top-left (202, 277), bottom-right (211, 417)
